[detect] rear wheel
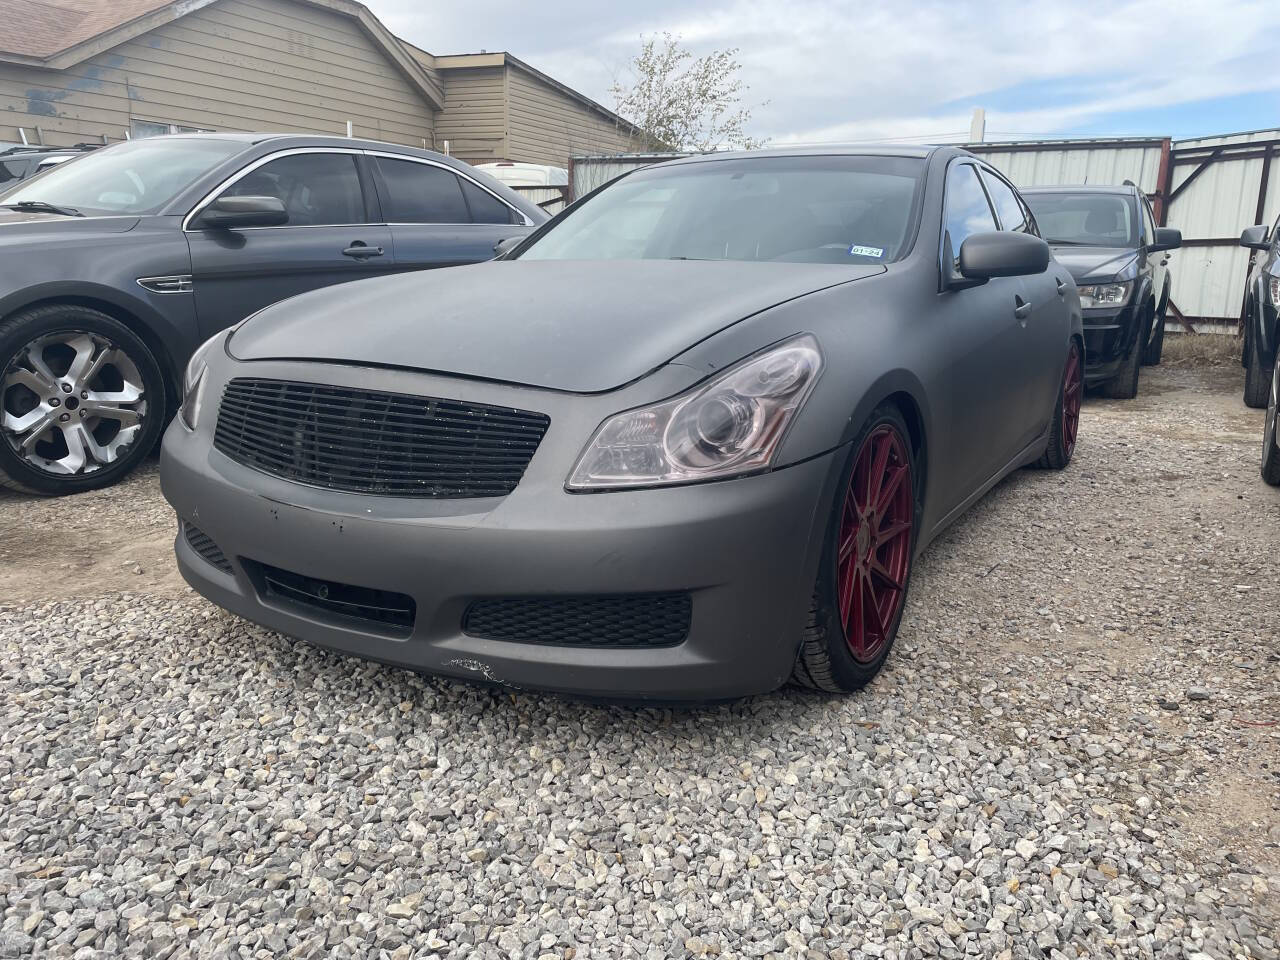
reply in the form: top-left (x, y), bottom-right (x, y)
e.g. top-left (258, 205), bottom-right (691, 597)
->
top-left (1244, 319), bottom-right (1271, 409)
top-left (1035, 340), bottom-right (1082, 469)
top-left (1263, 346), bottom-right (1280, 486)
top-left (792, 405), bottom-right (917, 692)
top-left (0, 304), bottom-right (166, 496)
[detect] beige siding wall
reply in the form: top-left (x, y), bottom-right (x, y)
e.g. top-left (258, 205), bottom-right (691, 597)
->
top-left (505, 66), bottom-right (637, 168)
top-left (431, 66), bottom-right (507, 165)
top-left (0, 0), bottom-right (434, 148)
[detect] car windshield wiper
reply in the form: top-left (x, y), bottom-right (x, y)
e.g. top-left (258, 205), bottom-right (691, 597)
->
top-left (6, 200), bottom-right (82, 217)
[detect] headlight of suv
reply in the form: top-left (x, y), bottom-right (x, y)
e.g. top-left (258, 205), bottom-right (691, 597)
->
top-left (178, 331), bottom-right (223, 430)
top-left (1076, 281), bottom-right (1132, 309)
top-left (1269, 276), bottom-right (1279, 308)
top-left (567, 334), bottom-right (822, 491)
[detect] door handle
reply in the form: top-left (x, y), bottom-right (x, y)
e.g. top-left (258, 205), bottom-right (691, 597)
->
top-left (1055, 278), bottom-right (1066, 296)
top-left (342, 242), bottom-right (384, 260)
top-left (1014, 297), bottom-right (1033, 320)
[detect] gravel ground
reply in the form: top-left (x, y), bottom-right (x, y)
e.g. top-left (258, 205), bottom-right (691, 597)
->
top-left (0, 359), bottom-right (1277, 960)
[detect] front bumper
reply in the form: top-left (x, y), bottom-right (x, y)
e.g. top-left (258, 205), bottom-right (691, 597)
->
top-left (160, 363), bottom-right (841, 701)
top-left (1081, 303), bottom-right (1142, 384)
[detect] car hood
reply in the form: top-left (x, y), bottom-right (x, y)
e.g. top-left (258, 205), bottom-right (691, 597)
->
top-left (229, 259), bottom-right (884, 393)
top-left (0, 210), bottom-right (139, 237)
top-left (1049, 245), bottom-right (1138, 283)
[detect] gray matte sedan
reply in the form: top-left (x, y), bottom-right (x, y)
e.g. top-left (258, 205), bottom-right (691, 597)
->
top-left (160, 146), bottom-right (1083, 700)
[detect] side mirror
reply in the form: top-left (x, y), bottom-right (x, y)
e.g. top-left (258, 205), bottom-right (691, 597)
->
top-left (957, 231), bottom-right (1050, 281)
top-left (1240, 224), bottom-right (1270, 250)
top-left (1149, 227), bottom-right (1182, 252)
top-left (492, 236), bottom-right (524, 258)
top-left (198, 195), bottom-right (288, 229)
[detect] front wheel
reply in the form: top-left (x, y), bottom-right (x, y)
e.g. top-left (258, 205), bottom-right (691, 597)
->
top-left (1263, 346), bottom-right (1280, 486)
top-left (1034, 340), bottom-right (1082, 469)
top-left (1142, 311), bottom-right (1165, 366)
top-left (1101, 317), bottom-right (1143, 400)
top-left (0, 304), bottom-right (166, 496)
top-left (792, 405), bottom-right (918, 692)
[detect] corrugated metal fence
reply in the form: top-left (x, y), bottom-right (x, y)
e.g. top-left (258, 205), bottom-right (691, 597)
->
top-left (573, 130), bottom-right (1280, 333)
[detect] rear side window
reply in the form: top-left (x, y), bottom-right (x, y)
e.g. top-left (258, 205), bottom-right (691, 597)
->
top-left (222, 153), bottom-right (364, 226)
top-left (980, 169), bottom-right (1031, 233)
top-left (460, 178), bottom-right (517, 225)
top-left (943, 163), bottom-right (997, 269)
top-left (377, 158), bottom-right (470, 223)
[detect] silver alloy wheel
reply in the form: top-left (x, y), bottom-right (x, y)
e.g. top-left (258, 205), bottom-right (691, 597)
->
top-left (0, 331), bottom-right (148, 476)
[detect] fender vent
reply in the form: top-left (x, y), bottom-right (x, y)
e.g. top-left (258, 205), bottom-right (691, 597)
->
top-left (138, 275), bottom-right (193, 294)
top-left (183, 522), bottom-right (233, 574)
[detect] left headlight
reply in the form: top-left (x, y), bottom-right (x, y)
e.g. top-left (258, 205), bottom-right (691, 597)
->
top-left (178, 331), bottom-right (223, 430)
top-left (1076, 281), bottom-right (1132, 309)
top-left (567, 334), bottom-right (823, 491)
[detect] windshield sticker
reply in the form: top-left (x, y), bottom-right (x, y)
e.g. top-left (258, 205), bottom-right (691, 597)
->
top-left (848, 244), bottom-right (885, 258)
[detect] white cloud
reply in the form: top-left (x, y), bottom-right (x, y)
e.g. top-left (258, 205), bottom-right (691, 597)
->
top-left (365, 0), bottom-right (1280, 142)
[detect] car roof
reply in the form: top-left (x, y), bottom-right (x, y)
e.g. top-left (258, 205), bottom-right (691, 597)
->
top-left (1021, 184), bottom-right (1137, 196)
top-left (661, 144), bottom-right (944, 167)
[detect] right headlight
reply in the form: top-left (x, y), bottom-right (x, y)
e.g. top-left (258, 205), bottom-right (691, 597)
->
top-left (1076, 281), bottom-right (1132, 309)
top-left (1268, 276), bottom-right (1279, 308)
top-left (567, 334), bottom-right (822, 491)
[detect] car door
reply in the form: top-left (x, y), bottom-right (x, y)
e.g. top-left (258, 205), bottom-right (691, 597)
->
top-left (931, 161), bottom-right (1033, 503)
top-left (368, 153), bottom-right (530, 271)
top-left (979, 166), bottom-right (1068, 445)
top-left (186, 149), bottom-right (393, 336)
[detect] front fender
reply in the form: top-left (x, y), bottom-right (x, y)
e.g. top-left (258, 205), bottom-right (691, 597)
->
top-left (1253, 271), bottom-right (1278, 362)
top-left (0, 280), bottom-right (197, 381)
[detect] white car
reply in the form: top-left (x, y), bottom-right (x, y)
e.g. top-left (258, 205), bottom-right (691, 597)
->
top-left (475, 161), bottom-right (568, 187)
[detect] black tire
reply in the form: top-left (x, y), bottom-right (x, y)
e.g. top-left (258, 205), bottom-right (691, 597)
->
top-left (0, 304), bottom-right (166, 496)
top-left (1100, 318), bottom-right (1143, 400)
top-left (791, 404), bottom-right (919, 693)
top-left (1142, 311), bottom-right (1165, 366)
top-left (1244, 319), bottom-right (1271, 409)
top-left (1034, 340), bottom-right (1082, 470)
top-left (1263, 347), bottom-right (1280, 486)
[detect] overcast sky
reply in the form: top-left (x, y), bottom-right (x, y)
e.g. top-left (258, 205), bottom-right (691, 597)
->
top-left (366, 0), bottom-right (1280, 144)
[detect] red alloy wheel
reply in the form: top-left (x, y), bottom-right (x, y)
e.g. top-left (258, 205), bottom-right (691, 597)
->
top-left (1062, 342), bottom-right (1083, 458)
top-left (835, 425), bottom-right (913, 664)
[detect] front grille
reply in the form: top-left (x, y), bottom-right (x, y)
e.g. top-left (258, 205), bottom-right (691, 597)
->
top-left (462, 594), bottom-right (692, 648)
top-left (214, 378), bottom-right (549, 498)
top-left (183, 522), bottom-right (233, 574)
top-left (245, 560), bottom-right (415, 636)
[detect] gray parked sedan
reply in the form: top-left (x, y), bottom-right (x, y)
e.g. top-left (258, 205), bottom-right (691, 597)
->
top-left (0, 134), bottom-right (544, 496)
top-left (161, 146), bottom-right (1083, 700)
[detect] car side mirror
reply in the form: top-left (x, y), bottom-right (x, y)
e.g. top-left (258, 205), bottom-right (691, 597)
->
top-left (1240, 224), bottom-right (1270, 250)
top-left (492, 236), bottom-right (524, 258)
top-left (957, 231), bottom-right (1050, 282)
top-left (1149, 227), bottom-right (1182, 252)
top-left (198, 196), bottom-right (288, 229)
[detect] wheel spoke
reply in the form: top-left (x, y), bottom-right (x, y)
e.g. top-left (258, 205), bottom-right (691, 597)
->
top-left (847, 568), bottom-right (865, 654)
top-left (868, 555), bottom-right (904, 592)
top-left (2, 405), bottom-right (52, 435)
top-left (875, 463), bottom-right (907, 513)
top-left (837, 555), bottom-right (856, 627)
top-left (83, 403), bottom-right (141, 427)
top-left (62, 334), bottom-right (100, 386)
top-left (866, 433), bottom-right (891, 504)
top-left (2, 367), bottom-right (54, 396)
top-left (863, 574), bottom-right (888, 641)
top-left (17, 415), bottom-right (55, 453)
top-left (875, 517), bottom-right (911, 547)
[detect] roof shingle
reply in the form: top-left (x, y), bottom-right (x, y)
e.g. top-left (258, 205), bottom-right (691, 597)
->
top-left (0, 0), bottom-right (175, 61)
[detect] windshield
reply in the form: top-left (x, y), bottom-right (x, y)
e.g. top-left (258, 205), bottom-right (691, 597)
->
top-left (519, 155), bottom-right (925, 264)
top-left (1022, 192), bottom-right (1138, 247)
top-left (0, 137), bottom-right (245, 216)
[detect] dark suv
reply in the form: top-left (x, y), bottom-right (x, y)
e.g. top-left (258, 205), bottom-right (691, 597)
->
top-left (1240, 217), bottom-right (1280, 410)
top-left (1022, 184), bottom-right (1181, 399)
top-left (0, 144), bottom-right (97, 189)
top-left (0, 134), bottom-right (545, 496)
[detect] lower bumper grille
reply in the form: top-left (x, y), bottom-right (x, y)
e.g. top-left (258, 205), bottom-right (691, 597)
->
top-left (244, 560), bottom-right (415, 636)
top-left (463, 594), bottom-right (692, 648)
top-left (183, 522), bottom-right (233, 574)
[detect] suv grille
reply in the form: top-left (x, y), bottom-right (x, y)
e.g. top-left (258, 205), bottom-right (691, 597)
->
top-left (244, 560), bottom-right (415, 636)
top-left (183, 522), bottom-right (233, 574)
top-left (462, 594), bottom-right (692, 648)
top-left (214, 378), bottom-right (549, 498)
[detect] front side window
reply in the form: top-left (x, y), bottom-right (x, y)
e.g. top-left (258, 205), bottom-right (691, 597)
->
top-left (221, 153), bottom-right (364, 226)
top-left (980, 169), bottom-right (1030, 233)
top-left (0, 136), bottom-right (245, 215)
top-left (519, 155), bottom-right (925, 264)
top-left (1022, 192), bottom-right (1138, 247)
top-left (943, 163), bottom-right (997, 270)
top-left (1140, 196), bottom-right (1156, 245)
top-left (376, 158), bottom-right (470, 224)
